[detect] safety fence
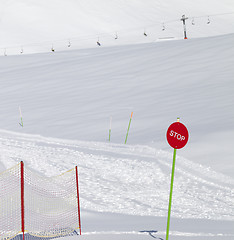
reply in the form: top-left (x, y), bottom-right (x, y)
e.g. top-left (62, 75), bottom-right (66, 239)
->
top-left (0, 162), bottom-right (81, 240)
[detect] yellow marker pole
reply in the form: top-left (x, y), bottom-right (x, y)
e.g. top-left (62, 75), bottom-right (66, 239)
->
top-left (125, 112), bottom-right (133, 144)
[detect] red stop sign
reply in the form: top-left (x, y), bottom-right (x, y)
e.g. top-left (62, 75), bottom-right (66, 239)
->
top-left (166, 122), bottom-right (189, 149)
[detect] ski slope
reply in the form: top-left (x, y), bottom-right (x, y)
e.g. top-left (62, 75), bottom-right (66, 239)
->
top-left (0, 128), bottom-right (233, 239)
top-left (0, 33), bottom-right (234, 239)
top-left (0, 33), bottom-right (233, 176)
top-left (0, 129), bottom-right (233, 220)
top-left (0, 0), bottom-right (234, 239)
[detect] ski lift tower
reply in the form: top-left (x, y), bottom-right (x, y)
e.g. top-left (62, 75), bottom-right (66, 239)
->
top-left (181, 15), bottom-right (188, 39)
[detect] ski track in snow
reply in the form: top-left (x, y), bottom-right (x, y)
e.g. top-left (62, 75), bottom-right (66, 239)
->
top-left (0, 129), bottom-right (233, 221)
top-left (81, 230), bottom-right (234, 237)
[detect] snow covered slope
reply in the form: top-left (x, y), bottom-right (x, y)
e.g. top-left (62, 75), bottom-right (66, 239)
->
top-left (1, 129), bottom-right (233, 220)
top-left (0, 33), bottom-right (233, 176)
top-left (0, 1), bottom-right (234, 239)
top-left (0, 0), bottom-right (234, 54)
top-left (0, 128), bottom-right (233, 239)
top-left (0, 32), bottom-right (233, 240)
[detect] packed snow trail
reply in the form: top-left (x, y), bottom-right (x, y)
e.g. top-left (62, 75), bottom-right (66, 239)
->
top-left (0, 129), bottom-right (233, 221)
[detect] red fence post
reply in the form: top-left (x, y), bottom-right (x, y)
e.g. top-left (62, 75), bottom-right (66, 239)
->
top-left (75, 166), bottom-right (81, 235)
top-left (20, 161), bottom-right (25, 240)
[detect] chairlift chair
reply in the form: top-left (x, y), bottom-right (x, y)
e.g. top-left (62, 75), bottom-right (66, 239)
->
top-left (68, 40), bottom-right (71, 47)
top-left (115, 32), bottom-right (118, 39)
top-left (192, 18), bottom-right (195, 25)
top-left (97, 37), bottom-right (101, 46)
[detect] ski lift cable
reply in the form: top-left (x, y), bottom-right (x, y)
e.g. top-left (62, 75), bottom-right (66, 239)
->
top-left (2, 11), bottom-right (232, 50)
top-left (1, 11), bottom-right (234, 54)
top-left (188, 11), bottom-right (234, 20)
top-left (0, 19), bottom-right (162, 50)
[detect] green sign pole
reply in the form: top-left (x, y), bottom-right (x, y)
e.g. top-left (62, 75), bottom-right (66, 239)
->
top-left (166, 148), bottom-right (177, 240)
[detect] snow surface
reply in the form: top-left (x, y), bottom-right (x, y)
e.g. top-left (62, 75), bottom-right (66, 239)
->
top-left (0, 0), bottom-right (234, 239)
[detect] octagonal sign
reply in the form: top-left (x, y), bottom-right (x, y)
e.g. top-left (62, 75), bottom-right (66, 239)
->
top-left (166, 122), bottom-right (189, 149)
